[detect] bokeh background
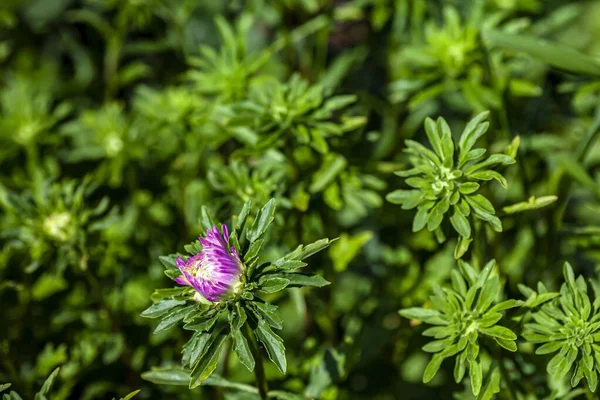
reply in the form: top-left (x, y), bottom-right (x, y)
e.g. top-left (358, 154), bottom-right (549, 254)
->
top-left (2, 0), bottom-right (600, 399)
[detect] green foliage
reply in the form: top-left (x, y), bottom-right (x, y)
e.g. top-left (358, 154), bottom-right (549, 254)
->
top-left (226, 73), bottom-right (365, 152)
top-left (142, 199), bottom-right (332, 388)
top-left (3, 0), bottom-right (600, 399)
top-left (0, 177), bottom-right (114, 274)
top-left (1, 368), bottom-right (137, 400)
top-left (525, 262), bottom-right (600, 392)
top-left (387, 112), bottom-right (514, 258)
top-left (400, 260), bottom-right (520, 395)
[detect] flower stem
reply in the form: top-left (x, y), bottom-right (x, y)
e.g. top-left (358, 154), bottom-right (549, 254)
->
top-left (244, 324), bottom-right (269, 400)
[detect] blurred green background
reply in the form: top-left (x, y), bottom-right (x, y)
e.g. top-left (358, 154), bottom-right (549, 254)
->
top-left (2, 0), bottom-right (600, 399)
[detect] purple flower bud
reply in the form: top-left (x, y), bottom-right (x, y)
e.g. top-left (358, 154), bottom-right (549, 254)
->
top-left (174, 225), bottom-right (243, 302)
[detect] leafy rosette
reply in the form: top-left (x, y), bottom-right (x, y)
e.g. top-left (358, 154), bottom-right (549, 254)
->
top-left (525, 262), bottom-right (600, 392)
top-left (399, 260), bottom-right (521, 397)
top-left (387, 111), bottom-right (515, 258)
top-left (141, 199), bottom-right (333, 388)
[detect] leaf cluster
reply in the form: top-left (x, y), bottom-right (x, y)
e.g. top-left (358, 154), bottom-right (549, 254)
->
top-left (400, 260), bottom-right (520, 396)
top-left (142, 199), bottom-right (333, 388)
top-left (387, 112), bottom-right (514, 258)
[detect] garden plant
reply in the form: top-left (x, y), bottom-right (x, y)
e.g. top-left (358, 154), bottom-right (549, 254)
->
top-left (3, 0), bottom-right (600, 399)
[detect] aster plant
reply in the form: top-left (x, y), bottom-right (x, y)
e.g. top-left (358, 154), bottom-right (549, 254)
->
top-left (227, 73), bottom-right (366, 153)
top-left (399, 260), bottom-right (520, 396)
top-left (525, 262), bottom-right (600, 392)
top-left (0, 367), bottom-right (139, 400)
top-left (0, 177), bottom-right (112, 274)
top-left (141, 199), bottom-right (332, 397)
top-left (386, 111), bottom-right (514, 258)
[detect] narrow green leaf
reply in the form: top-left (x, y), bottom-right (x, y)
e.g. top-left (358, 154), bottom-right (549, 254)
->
top-left (427, 198), bottom-right (449, 232)
top-left (262, 273), bottom-right (329, 288)
top-left (35, 368), bottom-right (60, 398)
top-left (386, 189), bottom-right (417, 205)
top-left (450, 209), bottom-right (471, 238)
top-left (289, 238), bottom-right (333, 260)
top-left (422, 338), bottom-right (454, 353)
top-left (438, 117), bottom-right (455, 166)
top-left (470, 360), bottom-right (482, 395)
top-left (483, 29), bottom-right (600, 76)
top-left (476, 276), bottom-right (499, 312)
top-left (273, 259), bottom-right (307, 270)
top-left (150, 287), bottom-right (188, 302)
top-left (141, 299), bottom-right (186, 319)
top-left (142, 368), bottom-right (190, 386)
top-left (458, 182), bottom-right (480, 194)
top-left (424, 117), bottom-right (444, 158)
top-left (235, 200), bottom-right (252, 232)
top-left (158, 255), bottom-right (179, 269)
top-left (189, 331), bottom-right (229, 388)
top-left (423, 354), bottom-right (444, 383)
top-left (469, 170), bottom-right (508, 188)
top-left (413, 206), bottom-right (430, 232)
top-left (465, 194), bottom-right (495, 214)
top-left (495, 338), bottom-right (517, 352)
top-left (454, 236), bottom-right (472, 259)
top-left (259, 276), bottom-right (290, 293)
top-left (248, 199), bottom-right (276, 243)
top-left (503, 195), bottom-right (558, 214)
top-left (477, 367), bottom-right (500, 400)
top-left (182, 331), bottom-right (211, 368)
top-left (229, 304), bottom-right (247, 332)
top-left (458, 111), bottom-right (489, 159)
top-left (309, 153), bottom-right (347, 193)
top-left (119, 390), bottom-right (140, 400)
top-left (329, 231), bottom-right (373, 272)
top-left (250, 302), bottom-right (283, 330)
top-left (476, 260), bottom-right (496, 288)
top-left (200, 206), bottom-right (216, 231)
top-left (184, 312), bottom-right (219, 332)
top-left (244, 238), bottom-right (264, 263)
top-left (478, 312), bottom-right (502, 328)
top-left (536, 341), bottom-right (564, 355)
top-left (154, 305), bottom-right (195, 334)
top-left (480, 325), bottom-right (517, 341)
top-left (400, 307), bottom-right (441, 321)
top-left (255, 320), bottom-right (287, 374)
top-left (454, 353), bottom-right (466, 383)
top-left (233, 329), bottom-right (255, 372)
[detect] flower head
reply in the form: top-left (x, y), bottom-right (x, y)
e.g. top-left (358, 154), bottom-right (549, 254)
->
top-left (174, 225), bottom-right (243, 302)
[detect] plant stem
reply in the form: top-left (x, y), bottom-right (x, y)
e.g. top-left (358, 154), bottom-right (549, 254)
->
top-left (244, 324), bottom-right (269, 400)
